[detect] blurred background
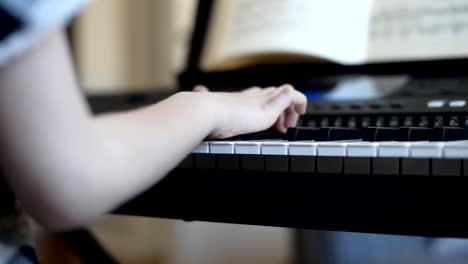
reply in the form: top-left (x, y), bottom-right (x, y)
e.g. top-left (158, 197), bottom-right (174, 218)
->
top-left (35, 0), bottom-right (468, 264)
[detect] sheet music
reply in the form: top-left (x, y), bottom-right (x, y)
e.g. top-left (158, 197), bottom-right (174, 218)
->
top-left (367, 0), bottom-right (468, 61)
top-left (203, 0), bottom-right (373, 69)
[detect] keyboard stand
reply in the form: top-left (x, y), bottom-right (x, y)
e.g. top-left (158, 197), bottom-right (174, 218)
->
top-left (114, 168), bottom-right (468, 238)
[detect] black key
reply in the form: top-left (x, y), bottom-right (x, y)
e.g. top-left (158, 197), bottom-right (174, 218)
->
top-left (286, 127), bottom-right (321, 141)
top-left (365, 127), bottom-right (400, 142)
top-left (227, 130), bottom-right (284, 141)
top-left (431, 127), bottom-right (468, 141)
top-left (322, 128), bottom-right (366, 141)
top-left (399, 127), bottom-right (433, 141)
top-left (286, 127), bottom-right (365, 141)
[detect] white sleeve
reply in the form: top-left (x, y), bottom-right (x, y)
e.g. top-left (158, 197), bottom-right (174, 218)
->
top-left (0, 0), bottom-right (88, 65)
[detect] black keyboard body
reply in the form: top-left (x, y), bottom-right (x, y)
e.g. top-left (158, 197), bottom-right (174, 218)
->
top-left (85, 22), bottom-right (468, 236)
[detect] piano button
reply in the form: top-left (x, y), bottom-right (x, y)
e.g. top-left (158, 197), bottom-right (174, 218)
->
top-left (334, 117), bottom-right (343, 127)
top-left (320, 118), bottom-right (330, 127)
top-left (399, 127), bottom-right (432, 141)
top-left (289, 141), bottom-right (317, 173)
top-left (403, 116), bottom-right (414, 127)
top-left (450, 116), bottom-right (459, 127)
top-left (433, 159), bottom-right (461, 176)
top-left (427, 100), bottom-right (445, 108)
top-left (262, 142), bottom-right (289, 172)
top-left (434, 116), bottom-right (444, 127)
top-left (401, 158), bottom-right (429, 176)
top-left (344, 157), bottom-right (371, 174)
top-left (178, 154), bottom-right (194, 169)
top-left (449, 100), bottom-right (466, 108)
top-left (389, 116), bottom-right (400, 127)
top-left (373, 158), bottom-right (399, 175)
top-left (419, 116), bottom-right (429, 127)
top-left (376, 116), bottom-right (385, 127)
top-left (348, 117), bottom-right (357, 128)
top-left (361, 117), bottom-right (370, 128)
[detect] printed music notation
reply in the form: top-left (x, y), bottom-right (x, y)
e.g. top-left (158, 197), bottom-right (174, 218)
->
top-left (369, 2), bottom-right (468, 40)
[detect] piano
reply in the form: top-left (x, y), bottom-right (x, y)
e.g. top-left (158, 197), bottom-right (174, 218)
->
top-left (100, 0), bottom-right (468, 238)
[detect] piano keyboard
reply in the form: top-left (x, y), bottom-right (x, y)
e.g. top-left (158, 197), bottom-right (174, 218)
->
top-left (180, 127), bottom-right (468, 176)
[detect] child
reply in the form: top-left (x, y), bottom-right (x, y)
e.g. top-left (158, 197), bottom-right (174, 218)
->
top-left (0, 0), bottom-right (307, 235)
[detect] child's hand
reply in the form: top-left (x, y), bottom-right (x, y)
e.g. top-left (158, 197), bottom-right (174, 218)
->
top-left (193, 84), bottom-right (307, 139)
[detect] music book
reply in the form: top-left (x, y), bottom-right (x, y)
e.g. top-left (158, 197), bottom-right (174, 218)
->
top-left (201, 0), bottom-right (468, 71)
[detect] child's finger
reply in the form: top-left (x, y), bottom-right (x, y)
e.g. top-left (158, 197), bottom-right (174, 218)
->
top-left (193, 85), bottom-right (209, 92)
top-left (284, 105), bottom-right (299, 129)
top-left (267, 84), bottom-right (303, 113)
top-left (273, 113), bottom-right (287, 133)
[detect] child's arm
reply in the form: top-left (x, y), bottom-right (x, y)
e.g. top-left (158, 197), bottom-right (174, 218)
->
top-left (0, 29), bottom-right (307, 231)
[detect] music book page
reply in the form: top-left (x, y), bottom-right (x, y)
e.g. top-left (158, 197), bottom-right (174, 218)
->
top-left (201, 0), bottom-right (468, 71)
top-left (201, 0), bottom-right (372, 71)
top-left (367, 0), bottom-right (468, 62)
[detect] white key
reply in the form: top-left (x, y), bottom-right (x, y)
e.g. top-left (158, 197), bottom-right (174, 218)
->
top-left (410, 142), bottom-right (445, 159)
top-left (289, 141), bottom-right (318, 156)
top-left (444, 140), bottom-right (468, 159)
top-left (317, 142), bottom-right (349, 157)
top-left (235, 141), bottom-right (261, 155)
top-left (347, 142), bottom-right (378, 157)
top-left (192, 142), bottom-right (210, 153)
top-left (209, 141), bottom-right (235, 154)
top-left (261, 142), bottom-right (289, 155)
top-left (377, 142), bottom-right (412, 158)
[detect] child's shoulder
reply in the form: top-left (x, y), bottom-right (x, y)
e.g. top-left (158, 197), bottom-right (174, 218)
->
top-left (0, 0), bottom-right (88, 65)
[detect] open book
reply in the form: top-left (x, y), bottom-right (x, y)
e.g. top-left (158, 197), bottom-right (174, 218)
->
top-left (201, 0), bottom-right (468, 71)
